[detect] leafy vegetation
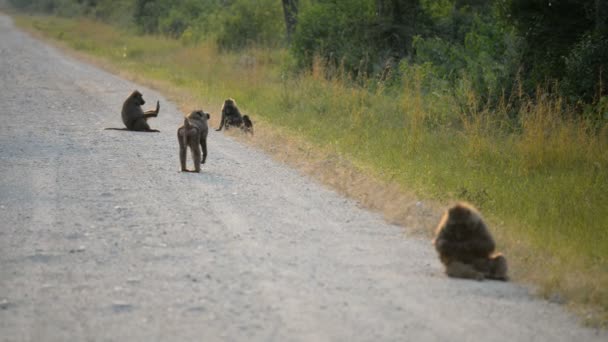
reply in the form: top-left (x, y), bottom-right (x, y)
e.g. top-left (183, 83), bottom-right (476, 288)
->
top-left (7, 0), bottom-right (608, 324)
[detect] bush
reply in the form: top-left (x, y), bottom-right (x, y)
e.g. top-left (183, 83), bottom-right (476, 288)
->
top-left (9, 0), bottom-right (84, 16)
top-left (215, 0), bottom-right (284, 50)
top-left (563, 34), bottom-right (608, 104)
top-left (412, 14), bottom-right (521, 108)
top-left (291, 0), bottom-right (379, 76)
top-left (133, 0), bottom-right (169, 34)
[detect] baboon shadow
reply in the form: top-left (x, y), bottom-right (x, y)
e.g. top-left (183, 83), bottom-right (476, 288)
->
top-left (103, 127), bottom-right (160, 133)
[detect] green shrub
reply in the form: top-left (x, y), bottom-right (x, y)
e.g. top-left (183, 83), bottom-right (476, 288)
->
top-left (215, 0), bottom-right (284, 50)
top-left (291, 0), bottom-right (378, 75)
top-left (563, 34), bottom-right (608, 104)
top-left (413, 14), bottom-right (521, 109)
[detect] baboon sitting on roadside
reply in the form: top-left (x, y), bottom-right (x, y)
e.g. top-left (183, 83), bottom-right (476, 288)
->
top-left (433, 202), bottom-right (508, 281)
top-left (178, 110), bottom-right (210, 173)
top-left (216, 98), bottom-right (244, 131)
top-left (105, 90), bottom-right (160, 132)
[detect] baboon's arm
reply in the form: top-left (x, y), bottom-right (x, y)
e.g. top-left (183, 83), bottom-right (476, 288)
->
top-left (216, 111), bottom-right (226, 131)
top-left (144, 100), bottom-right (160, 118)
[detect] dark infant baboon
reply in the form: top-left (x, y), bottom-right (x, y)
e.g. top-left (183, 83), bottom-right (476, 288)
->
top-left (177, 110), bottom-right (210, 173)
top-left (242, 115), bottom-right (254, 135)
top-left (216, 98), bottom-right (243, 131)
top-left (433, 202), bottom-right (508, 281)
top-left (105, 90), bottom-right (160, 132)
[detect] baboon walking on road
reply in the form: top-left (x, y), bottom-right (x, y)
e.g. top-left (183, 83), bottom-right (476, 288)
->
top-left (433, 202), bottom-right (508, 281)
top-left (105, 90), bottom-right (160, 132)
top-left (178, 110), bottom-right (210, 173)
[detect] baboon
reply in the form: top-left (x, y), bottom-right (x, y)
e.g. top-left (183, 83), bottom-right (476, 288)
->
top-left (105, 90), bottom-right (160, 132)
top-left (177, 110), bottom-right (210, 173)
top-left (432, 202), bottom-right (508, 281)
top-left (216, 98), bottom-right (243, 131)
top-left (242, 115), bottom-right (254, 135)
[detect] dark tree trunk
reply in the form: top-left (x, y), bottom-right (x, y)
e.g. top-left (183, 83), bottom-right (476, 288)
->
top-left (282, 0), bottom-right (298, 43)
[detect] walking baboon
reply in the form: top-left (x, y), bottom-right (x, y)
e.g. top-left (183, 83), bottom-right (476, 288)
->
top-left (432, 202), bottom-right (508, 281)
top-left (105, 90), bottom-right (160, 132)
top-left (178, 110), bottom-right (210, 173)
top-left (242, 115), bottom-right (254, 135)
top-left (216, 98), bottom-right (243, 131)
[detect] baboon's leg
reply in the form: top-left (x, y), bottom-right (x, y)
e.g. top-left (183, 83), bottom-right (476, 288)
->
top-left (488, 255), bottom-right (509, 281)
top-left (200, 137), bottom-right (207, 164)
top-left (133, 118), bottom-right (159, 132)
top-left (445, 261), bottom-right (485, 280)
top-left (178, 130), bottom-right (187, 172)
top-left (471, 256), bottom-right (508, 281)
top-left (471, 258), bottom-right (492, 273)
top-left (132, 118), bottom-right (151, 131)
top-left (190, 139), bottom-right (202, 173)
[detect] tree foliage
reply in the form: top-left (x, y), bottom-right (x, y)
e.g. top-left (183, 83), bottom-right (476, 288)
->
top-left (292, 0), bottom-right (378, 74)
top-left (215, 0), bottom-right (285, 50)
top-left (8, 0), bottom-right (608, 108)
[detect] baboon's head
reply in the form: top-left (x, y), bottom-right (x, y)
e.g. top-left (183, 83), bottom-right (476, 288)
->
top-left (189, 110), bottom-right (210, 121)
top-left (223, 98), bottom-right (236, 109)
top-left (130, 90), bottom-right (145, 106)
top-left (447, 203), bottom-right (479, 227)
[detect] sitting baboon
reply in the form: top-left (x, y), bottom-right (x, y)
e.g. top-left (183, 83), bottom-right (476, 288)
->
top-left (242, 115), bottom-right (254, 135)
top-left (216, 98), bottom-right (243, 131)
top-left (432, 202), bottom-right (508, 281)
top-left (105, 90), bottom-right (160, 132)
top-left (177, 110), bottom-right (210, 173)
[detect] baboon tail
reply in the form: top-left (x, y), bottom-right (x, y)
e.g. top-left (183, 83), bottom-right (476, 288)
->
top-left (103, 127), bottom-right (129, 131)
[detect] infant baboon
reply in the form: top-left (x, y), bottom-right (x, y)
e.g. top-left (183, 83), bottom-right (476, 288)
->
top-left (433, 202), bottom-right (508, 281)
top-left (242, 115), bottom-right (254, 135)
top-left (177, 110), bottom-right (210, 173)
top-left (216, 98), bottom-right (244, 131)
top-left (105, 90), bottom-right (160, 132)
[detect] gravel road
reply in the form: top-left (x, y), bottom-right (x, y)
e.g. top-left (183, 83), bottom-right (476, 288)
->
top-left (0, 13), bottom-right (605, 342)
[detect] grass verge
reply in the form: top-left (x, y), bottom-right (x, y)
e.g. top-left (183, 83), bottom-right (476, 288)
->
top-left (11, 14), bottom-right (608, 326)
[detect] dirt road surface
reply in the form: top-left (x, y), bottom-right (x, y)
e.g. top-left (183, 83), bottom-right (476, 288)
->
top-left (0, 14), bottom-right (605, 342)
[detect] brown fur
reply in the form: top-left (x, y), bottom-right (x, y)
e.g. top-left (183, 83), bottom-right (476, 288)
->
top-left (216, 98), bottom-right (243, 131)
top-left (177, 110), bottom-right (210, 173)
top-left (242, 115), bottom-right (254, 135)
top-left (105, 90), bottom-right (160, 132)
top-left (433, 202), bottom-right (508, 281)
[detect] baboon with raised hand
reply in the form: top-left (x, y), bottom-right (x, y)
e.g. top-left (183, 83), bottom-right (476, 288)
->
top-left (105, 90), bottom-right (160, 132)
top-left (216, 98), bottom-right (243, 131)
top-left (178, 110), bottom-right (210, 173)
top-left (433, 202), bottom-right (508, 281)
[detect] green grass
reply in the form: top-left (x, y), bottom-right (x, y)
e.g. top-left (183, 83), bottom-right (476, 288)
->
top-left (15, 15), bottom-right (608, 324)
